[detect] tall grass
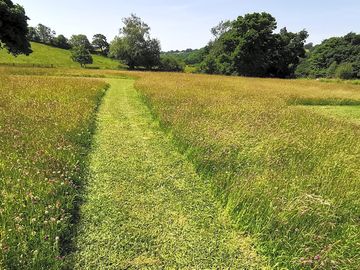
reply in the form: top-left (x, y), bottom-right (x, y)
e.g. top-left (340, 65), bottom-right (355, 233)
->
top-left (0, 75), bottom-right (107, 269)
top-left (135, 73), bottom-right (360, 269)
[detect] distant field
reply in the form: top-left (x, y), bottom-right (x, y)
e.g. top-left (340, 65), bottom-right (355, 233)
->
top-left (135, 73), bottom-right (360, 269)
top-left (0, 73), bottom-right (107, 269)
top-left (0, 42), bottom-right (122, 69)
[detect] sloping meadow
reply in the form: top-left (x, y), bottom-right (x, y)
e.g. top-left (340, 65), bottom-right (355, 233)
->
top-left (0, 75), bottom-right (107, 269)
top-left (135, 73), bottom-right (360, 269)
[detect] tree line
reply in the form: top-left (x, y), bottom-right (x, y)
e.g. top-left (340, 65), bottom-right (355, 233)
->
top-left (296, 33), bottom-right (360, 79)
top-left (1, 0), bottom-right (359, 78)
top-left (28, 24), bottom-right (110, 55)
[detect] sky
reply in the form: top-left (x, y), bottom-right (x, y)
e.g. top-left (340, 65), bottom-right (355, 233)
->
top-left (14, 0), bottom-right (360, 51)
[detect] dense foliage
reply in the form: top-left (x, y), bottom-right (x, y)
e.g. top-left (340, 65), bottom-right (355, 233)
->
top-left (71, 45), bottom-right (93, 67)
top-left (159, 55), bottom-right (185, 72)
top-left (28, 24), bottom-right (71, 50)
top-left (69, 35), bottom-right (93, 52)
top-left (0, 73), bottom-right (107, 269)
top-left (109, 14), bottom-right (161, 70)
top-left (136, 72), bottom-right (360, 269)
top-left (161, 48), bottom-right (207, 66)
top-left (199, 13), bottom-right (308, 78)
top-left (92, 34), bottom-right (109, 56)
top-left (296, 33), bottom-right (360, 79)
top-left (0, 0), bottom-right (32, 55)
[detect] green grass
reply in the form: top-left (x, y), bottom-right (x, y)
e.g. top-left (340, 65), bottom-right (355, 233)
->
top-left (0, 42), bottom-right (123, 69)
top-left (304, 105), bottom-right (360, 124)
top-left (135, 73), bottom-right (360, 269)
top-left (1, 66), bottom-right (360, 269)
top-left (73, 78), bottom-right (268, 269)
top-left (0, 74), bottom-right (107, 269)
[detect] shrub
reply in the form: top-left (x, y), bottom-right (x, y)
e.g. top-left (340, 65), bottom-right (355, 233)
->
top-left (159, 55), bottom-right (184, 72)
top-left (326, 61), bottom-right (338, 78)
top-left (335, 63), bottom-right (355, 79)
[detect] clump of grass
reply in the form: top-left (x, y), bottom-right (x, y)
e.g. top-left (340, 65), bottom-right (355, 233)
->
top-left (0, 74), bottom-right (107, 269)
top-left (135, 73), bottom-right (360, 269)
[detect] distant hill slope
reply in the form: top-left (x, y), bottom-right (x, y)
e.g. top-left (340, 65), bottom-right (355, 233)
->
top-left (0, 42), bottom-right (123, 69)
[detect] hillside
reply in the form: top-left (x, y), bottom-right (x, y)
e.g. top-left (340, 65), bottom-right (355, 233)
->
top-left (0, 42), bottom-right (123, 69)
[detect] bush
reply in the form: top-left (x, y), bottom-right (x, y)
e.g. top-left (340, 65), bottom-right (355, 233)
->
top-left (326, 61), bottom-right (338, 78)
top-left (336, 63), bottom-right (355, 79)
top-left (159, 56), bottom-right (184, 72)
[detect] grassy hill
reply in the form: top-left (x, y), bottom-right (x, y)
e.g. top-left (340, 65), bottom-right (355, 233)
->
top-left (0, 42), bottom-right (123, 69)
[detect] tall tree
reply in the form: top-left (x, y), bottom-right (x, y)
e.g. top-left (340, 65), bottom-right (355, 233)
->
top-left (92, 34), bottom-right (109, 55)
top-left (53, 34), bottom-right (70, 49)
top-left (36, 24), bottom-right (55, 44)
top-left (109, 14), bottom-right (161, 70)
top-left (71, 45), bottom-right (93, 67)
top-left (201, 13), bottom-right (308, 77)
top-left (69, 34), bottom-right (93, 51)
top-left (0, 0), bottom-right (32, 55)
top-left (27, 26), bottom-right (40, 42)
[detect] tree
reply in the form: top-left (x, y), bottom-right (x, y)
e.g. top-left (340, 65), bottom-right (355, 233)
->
top-left (211, 20), bottom-right (231, 40)
top-left (36, 24), bottom-right (55, 44)
top-left (27, 26), bottom-right (40, 42)
top-left (71, 45), bottom-right (93, 67)
top-left (295, 33), bottom-right (360, 78)
top-left (109, 14), bottom-right (161, 70)
top-left (69, 34), bottom-right (93, 51)
top-left (53, 34), bottom-right (70, 49)
top-left (92, 34), bottom-right (109, 55)
top-left (304, 42), bottom-right (314, 51)
top-left (200, 13), bottom-right (308, 77)
top-left (0, 0), bottom-right (32, 55)
top-left (159, 55), bottom-right (185, 72)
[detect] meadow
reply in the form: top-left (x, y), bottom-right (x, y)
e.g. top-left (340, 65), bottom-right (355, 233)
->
top-left (0, 66), bottom-right (359, 269)
top-left (0, 42), bottom-right (122, 70)
top-left (135, 73), bottom-right (360, 269)
top-left (0, 73), bottom-right (107, 269)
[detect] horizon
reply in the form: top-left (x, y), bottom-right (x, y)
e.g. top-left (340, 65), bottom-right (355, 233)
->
top-left (14, 0), bottom-right (360, 51)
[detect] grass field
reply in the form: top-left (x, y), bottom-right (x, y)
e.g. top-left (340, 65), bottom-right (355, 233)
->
top-left (0, 42), bottom-right (122, 69)
top-left (135, 73), bottom-right (360, 269)
top-left (73, 79), bottom-right (268, 269)
top-left (0, 67), bottom-right (359, 269)
top-left (0, 74), bottom-right (107, 269)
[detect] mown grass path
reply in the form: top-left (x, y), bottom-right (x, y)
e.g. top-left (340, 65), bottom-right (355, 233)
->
top-left (73, 79), bottom-right (267, 269)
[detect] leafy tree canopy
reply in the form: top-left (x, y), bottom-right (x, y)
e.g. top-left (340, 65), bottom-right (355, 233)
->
top-left (109, 14), bottom-right (161, 70)
top-left (0, 0), bottom-right (32, 55)
top-left (296, 32), bottom-right (360, 79)
top-left (92, 34), bottom-right (109, 55)
top-left (200, 12), bottom-right (308, 78)
top-left (70, 45), bottom-right (93, 67)
top-left (36, 24), bottom-right (55, 44)
top-left (159, 55), bottom-right (185, 72)
top-left (53, 34), bottom-right (71, 49)
top-left (69, 34), bottom-right (93, 51)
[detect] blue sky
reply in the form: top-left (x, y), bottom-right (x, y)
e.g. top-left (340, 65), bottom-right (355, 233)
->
top-left (15, 0), bottom-right (360, 51)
